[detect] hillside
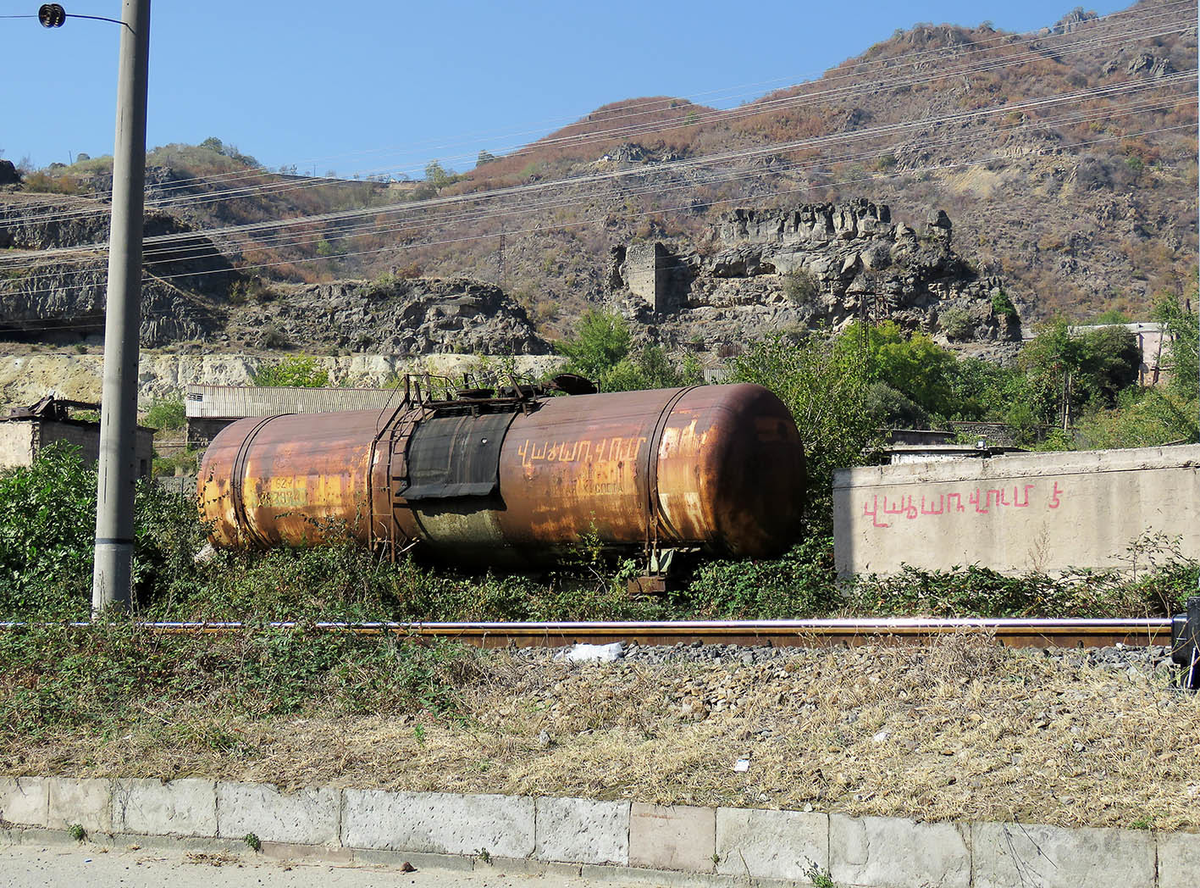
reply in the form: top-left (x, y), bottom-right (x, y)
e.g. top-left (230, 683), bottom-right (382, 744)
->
top-left (0, 0), bottom-right (1196, 359)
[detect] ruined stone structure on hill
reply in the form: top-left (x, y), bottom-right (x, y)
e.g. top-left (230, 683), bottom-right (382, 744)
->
top-left (610, 200), bottom-right (1022, 358)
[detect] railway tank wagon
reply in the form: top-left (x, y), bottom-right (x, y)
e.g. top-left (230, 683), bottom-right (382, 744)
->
top-left (198, 382), bottom-right (806, 565)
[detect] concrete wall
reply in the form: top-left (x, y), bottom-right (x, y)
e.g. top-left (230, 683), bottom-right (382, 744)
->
top-left (0, 420), bottom-right (153, 478)
top-left (2, 775), bottom-right (1196, 888)
top-left (0, 422), bottom-right (36, 469)
top-left (834, 445), bottom-right (1200, 577)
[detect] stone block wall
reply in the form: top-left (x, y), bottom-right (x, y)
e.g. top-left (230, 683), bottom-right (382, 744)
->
top-left (2, 775), bottom-right (1195, 888)
top-left (625, 242), bottom-right (669, 312)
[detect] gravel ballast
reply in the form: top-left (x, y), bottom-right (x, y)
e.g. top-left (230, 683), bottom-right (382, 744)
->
top-left (4, 635), bottom-right (1196, 831)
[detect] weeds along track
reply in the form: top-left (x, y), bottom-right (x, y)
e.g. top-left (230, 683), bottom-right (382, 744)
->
top-left (0, 618), bottom-right (1171, 648)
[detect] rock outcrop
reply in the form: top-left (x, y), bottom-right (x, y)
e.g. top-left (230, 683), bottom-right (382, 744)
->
top-left (611, 200), bottom-right (1021, 357)
top-left (0, 193), bottom-right (233, 347)
top-left (221, 276), bottom-right (551, 356)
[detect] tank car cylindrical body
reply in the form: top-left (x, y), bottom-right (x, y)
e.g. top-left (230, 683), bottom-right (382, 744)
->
top-left (198, 383), bottom-right (805, 564)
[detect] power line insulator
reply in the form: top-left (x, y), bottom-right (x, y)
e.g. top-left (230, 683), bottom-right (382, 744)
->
top-left (38, 4), bottom-right (66, 27)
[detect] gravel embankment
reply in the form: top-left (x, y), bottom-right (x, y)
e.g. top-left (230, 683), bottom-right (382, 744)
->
top-left (7, 637), bottom-right (1197, 830)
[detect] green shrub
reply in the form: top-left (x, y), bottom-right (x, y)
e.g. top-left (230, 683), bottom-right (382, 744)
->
top-left (939, 307), bottom-right (974, 340)
top-left (0, 444), bottom-right (209, 620)
top-left (555, 309), bottom-right (631, 380)
top-left (143, 397), bottom-right (185, 431)
top-left (0, 444), bottom-right (96, 617)
top-left (991, 290), bottom-right (1019, 320)
top-left (250, 355), bottom-right (329, 387)
top-left (680, 536), bottom-right (840, 618)
top-left (783, 268), bottom-right (819, 305)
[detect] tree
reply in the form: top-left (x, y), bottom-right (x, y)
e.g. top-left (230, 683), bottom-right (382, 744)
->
top-left (476, 149), bottom-right (497, 167)
top-left (599, 347), bottom-right (702, 393)
top-left (944, 356), bottom-right (1029, 423)
top-left (1074, 326), bottom-right (1140, 407)
top-left (143, 398), bottom-right (185, 431)
top-left (730, 332), bottom-right (880, 527)
top-left (1018, 318), bottom-right (1140, 425)
top-left (555, 310), bottom-right (632, 381)
top-left (250, 356), bottom-right (330, 388)
top-left (199, 136), bottom-right (224, 154)
top-left (1154, 293), bottom-right (1198, 400)
top-left (554, 310), bottom-right (700, 393)
top-left (834, 321), bottom-right (959, 421)
top-left (424, 160), bottom-right (456, 189)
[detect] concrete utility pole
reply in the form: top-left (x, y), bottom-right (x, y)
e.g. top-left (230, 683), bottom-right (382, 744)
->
top-left (92, 0), bottom-right (151, 616)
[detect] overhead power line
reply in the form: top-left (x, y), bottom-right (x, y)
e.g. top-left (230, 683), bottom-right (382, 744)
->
top-left (2, 112), bottom-right (1191, 313)
top-left (2, 69), bottom-right (1188, 277)
top-left (2, 0), bottom-right (1192, 226)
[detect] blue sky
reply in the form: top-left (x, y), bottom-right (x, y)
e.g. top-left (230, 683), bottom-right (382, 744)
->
top-left (1, 1), bottom-right (1133, 176)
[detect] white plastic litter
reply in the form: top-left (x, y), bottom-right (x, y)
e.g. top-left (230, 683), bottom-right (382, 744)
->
top-left (733, 757), bottom-right (750, 772)
top-left (558, 642), bottom-right (625, 663)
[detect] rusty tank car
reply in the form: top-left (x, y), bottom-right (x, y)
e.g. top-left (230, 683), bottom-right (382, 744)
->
top-left (198, 381), bottom-right (805, 566)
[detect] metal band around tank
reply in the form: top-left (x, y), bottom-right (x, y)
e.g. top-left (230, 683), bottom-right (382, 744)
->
top-left (645, 386), bottom-right (698, 549)
top-left (229, 414), bottom-right (288, 549)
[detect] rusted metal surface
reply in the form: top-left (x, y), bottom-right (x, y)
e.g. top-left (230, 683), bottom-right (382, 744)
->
top-left (9, 619), bottom-right (1169, 650)
top-left (494, 384), bottom-right (805, 559)
top-left (200, 409), bottom-right (408, 547)
top-left (199, 384), bottom-right (807, 563)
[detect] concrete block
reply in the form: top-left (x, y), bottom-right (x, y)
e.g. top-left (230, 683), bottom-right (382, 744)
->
top-left (216, 782), bottom-right (339, 846)
top-left (0, 777), bottom-right (48, 827)
top-left (629, 803), bottom-right (715, 872)
top-left (261, 841), bottom-right (353, 863)
top-left (1, 826), bottom-right (83, 848)
top-left (47, 777), bottom-right (112, 833)
top-left (715, 807), bottom-right (827, 881)
top-left (535, 797), bottom-right (630, 865)
top-left (1156, 830), bottom-right (1200, 888)
top-left (580, 863), bottom-right (741, 888)
top-left (830, 814), bottom-right (969, 888)
top-left (350, 848), bottom-right (476, 872)
top-left (112, 778), bottom-right (217, 837)
top-left (342, 789), bottom-right (534, 859)
top-left (487, 856), bottom-right (583, 878)
top-left (972, 821), bottom-right (1155, 888)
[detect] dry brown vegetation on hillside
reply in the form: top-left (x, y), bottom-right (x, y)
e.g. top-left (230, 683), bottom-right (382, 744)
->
top-left (5, 0), bottom-right (1197, 339)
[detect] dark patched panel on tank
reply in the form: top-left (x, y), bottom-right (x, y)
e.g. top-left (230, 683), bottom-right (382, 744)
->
top-left (401, 412), bottom-right (518, 500)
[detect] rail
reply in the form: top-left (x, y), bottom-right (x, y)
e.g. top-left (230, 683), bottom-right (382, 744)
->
top-left (0, 618), bottom-right (1172, 649)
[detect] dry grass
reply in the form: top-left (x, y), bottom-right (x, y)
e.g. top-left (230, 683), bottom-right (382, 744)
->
top-left (4, 635), bottom-right (1196, 830)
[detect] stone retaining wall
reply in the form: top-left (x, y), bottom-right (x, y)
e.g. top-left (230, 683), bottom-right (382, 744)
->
top-left (1, 776), bottom-right (1195, 887)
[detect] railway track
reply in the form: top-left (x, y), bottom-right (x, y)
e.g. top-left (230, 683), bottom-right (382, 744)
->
top-left (2, 618), bottom-right (1173, 649)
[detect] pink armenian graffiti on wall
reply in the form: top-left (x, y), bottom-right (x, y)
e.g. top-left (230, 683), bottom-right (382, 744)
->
top-left (862, 482), bottom-right (1063, 529)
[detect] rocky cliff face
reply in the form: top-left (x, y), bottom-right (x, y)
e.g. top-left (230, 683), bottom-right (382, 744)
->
top-left (220, 276), bottom-right (550, 356)
top-left (0, 193), bottom-right (233, 347)
top-left (611, 200), bottom-right (1021, 359)
top-left (0, 192), bottom-right (550, 357)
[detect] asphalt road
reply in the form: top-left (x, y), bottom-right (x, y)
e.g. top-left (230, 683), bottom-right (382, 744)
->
top-left (0, 844), bottom-right (657, 888)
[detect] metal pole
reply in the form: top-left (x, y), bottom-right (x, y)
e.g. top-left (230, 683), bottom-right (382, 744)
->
top-left (92, 0), bottom-right (151, 616)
